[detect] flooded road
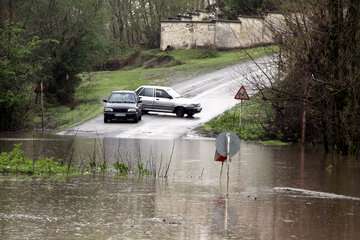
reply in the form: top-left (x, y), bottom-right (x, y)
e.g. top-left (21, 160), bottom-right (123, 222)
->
top-left (1, 135), bottom-right (360, 239)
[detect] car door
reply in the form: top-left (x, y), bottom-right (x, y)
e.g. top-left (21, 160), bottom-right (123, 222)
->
top-left (154, 88), bottom-right (175, 112)
top-left (138, 87), bottom-right (155, 109)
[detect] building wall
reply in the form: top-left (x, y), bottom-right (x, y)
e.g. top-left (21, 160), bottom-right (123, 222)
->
top-left (236, 17), bottom-right (272, 47)
top-left (193, 22), bottom-right (216, 47)
top-left (160, 22), bottom-right (194, 50)
top-left (161, 22), bottom-right (215, 50)
top-left (160, 14), bottom-right (281, 50)
top-left (264, 13), bottom-right (286, 37)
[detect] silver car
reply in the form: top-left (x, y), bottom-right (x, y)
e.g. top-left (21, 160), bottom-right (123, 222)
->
top-left (135, 85), bottom-right (202, 118)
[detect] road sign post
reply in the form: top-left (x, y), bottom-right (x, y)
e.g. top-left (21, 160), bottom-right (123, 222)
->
top-left (234, 86), bottom-right (250, 130)
top-left (226, 133), bottom-right (230, 196)
top-left (239, 100), bottom-right (242, 129)
top-left (215, 132), bottom-right (240, 196)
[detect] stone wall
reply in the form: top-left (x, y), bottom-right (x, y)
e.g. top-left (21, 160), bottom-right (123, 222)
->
top-left (160, 14), bottom-right (280, 50)
top-left (264, 13), bottom-right (286, 34)
top-left (160, 21), bottom-right (215, 50)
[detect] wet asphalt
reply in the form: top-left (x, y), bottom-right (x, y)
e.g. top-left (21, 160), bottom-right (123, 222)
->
top-left (59, 56), bottom-right (274, 139)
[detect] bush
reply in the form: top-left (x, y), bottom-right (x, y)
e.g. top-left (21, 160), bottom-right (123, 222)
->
top-left (0, 92), bottom-right (30, 130)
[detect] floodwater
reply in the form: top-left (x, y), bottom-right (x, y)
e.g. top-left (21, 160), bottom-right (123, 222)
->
top-left (1, 133), bottom-right (360, 240)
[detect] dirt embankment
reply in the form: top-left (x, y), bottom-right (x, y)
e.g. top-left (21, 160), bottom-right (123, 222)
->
top-left (94, 51), bottom-right (182, 71)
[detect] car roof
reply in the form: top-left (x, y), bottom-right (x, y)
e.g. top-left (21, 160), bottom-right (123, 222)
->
top-left (111, 90), bottom-right (135, 94)
top-left (138, 85), bottom-right (173, 90)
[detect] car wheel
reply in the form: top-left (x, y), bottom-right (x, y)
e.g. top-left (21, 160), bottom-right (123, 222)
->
top-left (175, 108), bottom-right (185, 118)
top-left (187, 113), bottom-right (194, 118)
top-left (104, 116), bottom-right (110, 123)
top-left (133, 116), bottom-right (139, 123)
top-left (142, 110), bottom-right (149, 114)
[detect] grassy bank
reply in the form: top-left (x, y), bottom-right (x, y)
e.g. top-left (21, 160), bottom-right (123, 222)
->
top-left (198, 97), bottom-right (289, 145)
top-left (42, 46), bottom-right (277, 130)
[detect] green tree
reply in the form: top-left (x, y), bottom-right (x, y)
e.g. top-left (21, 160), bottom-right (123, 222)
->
top-left (108, 0), bottom-right (206, 48)
top-left (0, 25), bottom-right (42, 129)
top-left (221, 0), bottom-right (277, 19)
top-left (18, 0), bottom-right (108, 104)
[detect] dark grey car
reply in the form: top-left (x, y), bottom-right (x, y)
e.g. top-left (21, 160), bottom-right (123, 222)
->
top-left (103, 91), bottom-right (142, 123)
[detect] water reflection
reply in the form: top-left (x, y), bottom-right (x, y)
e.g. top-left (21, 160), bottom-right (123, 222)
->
top-left (0, 134), bottom-right (360, 239)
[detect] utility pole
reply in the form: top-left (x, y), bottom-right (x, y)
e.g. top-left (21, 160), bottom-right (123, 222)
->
top-left (300, 101), bottom-right (306, 145)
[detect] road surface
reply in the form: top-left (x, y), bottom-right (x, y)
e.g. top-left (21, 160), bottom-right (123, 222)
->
top-left (59, 56), bottom-right (274, 139)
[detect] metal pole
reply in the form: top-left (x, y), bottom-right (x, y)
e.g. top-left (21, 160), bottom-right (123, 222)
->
top-left (41, 81), bottom-right (44, 133)
top-left (220, 161), bottom-right (224, 179)
top-left (224, 196), bottom-right (228, 232)
top-left (239, 100), bottom-right (242, 129)
top-left (226, 133), bottom-right (231, 197)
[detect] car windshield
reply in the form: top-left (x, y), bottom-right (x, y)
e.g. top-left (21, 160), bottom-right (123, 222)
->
top-left (166, 88), bottom-right (181, 98)
top-left (109, 93), bottom-right (136, 103)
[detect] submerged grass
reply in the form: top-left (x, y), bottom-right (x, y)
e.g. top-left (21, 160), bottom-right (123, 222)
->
top-left (113, 162), bottom-right (129, 176)
top-left (260, 140), bottom-right (290, 146)
top-left (0, 144), bottom-right (77, 176)
top-left (1, 140), bottom-right (176, 179)
top-left (44, 46), bottom-right (277, 130)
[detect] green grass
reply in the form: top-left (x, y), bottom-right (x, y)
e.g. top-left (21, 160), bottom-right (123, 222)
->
top-left (199, 97), bottom-right (290, 145)
top-left (199, 98), bottom-right (272, 140)
top-left (47, 46), bottom-right (278, 130)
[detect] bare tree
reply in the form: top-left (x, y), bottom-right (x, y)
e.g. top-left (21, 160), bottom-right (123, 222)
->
top-left (250, 0), bottom-right (360, 154)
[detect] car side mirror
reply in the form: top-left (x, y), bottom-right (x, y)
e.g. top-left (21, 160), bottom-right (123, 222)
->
top-left (103, 99), bottom-right (108, 103)
top-left (168, 96), bottom-right (173, 99)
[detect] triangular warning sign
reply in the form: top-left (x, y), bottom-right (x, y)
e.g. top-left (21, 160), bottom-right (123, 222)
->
top-left (235, 86), bottom-right (250, 100)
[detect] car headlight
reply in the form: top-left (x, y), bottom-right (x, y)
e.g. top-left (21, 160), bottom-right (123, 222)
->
top-left (128, 108), bottom-right (137, 112)
top-left (104, 107), bottom-right (113, 112)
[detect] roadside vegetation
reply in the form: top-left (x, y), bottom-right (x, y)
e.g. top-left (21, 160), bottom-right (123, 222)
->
top-left (198, 96), bottom-right (288, 145)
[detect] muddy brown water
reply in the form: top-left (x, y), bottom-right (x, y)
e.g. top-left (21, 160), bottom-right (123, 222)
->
top-left (0, 133), bottom-right (360, 240)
